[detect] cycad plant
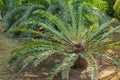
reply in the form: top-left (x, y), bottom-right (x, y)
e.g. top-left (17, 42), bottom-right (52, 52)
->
top-left (9, 4), bottom-right (120, 80)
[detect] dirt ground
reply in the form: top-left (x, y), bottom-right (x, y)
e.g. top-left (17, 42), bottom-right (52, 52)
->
top-left (0, 24), bottom-right (120, 80)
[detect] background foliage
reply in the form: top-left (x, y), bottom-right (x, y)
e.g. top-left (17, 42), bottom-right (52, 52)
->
top-left (1, 0), bottom-right (111, 38)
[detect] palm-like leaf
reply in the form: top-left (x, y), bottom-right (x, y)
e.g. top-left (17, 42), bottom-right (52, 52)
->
top-left (48, 54), bottom-right (79, 80)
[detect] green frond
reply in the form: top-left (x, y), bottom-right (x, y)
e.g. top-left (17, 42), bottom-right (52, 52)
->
top-left (97, 25), bottom-right (120, 43)
top-left (77, 5), bottom-right (86, 40)
top-left (3, 4), bottom-right (44, 35)
top-left (82, 5), bottom-right (110, 25)
top-left (68, 4), bottom-right (86, 41)
top-left (32, 12), bottom-right (73, 43)
top-left (68, 4), bottom-right (76, 30)
top-left (9, 27), bottom-right (41, 35)
top-left (34, 10), bottom-right (69, 35)
top-left (61, 54), bottom-right (79, 80)
top-left (20, 50), bottom-right (57, 72)
top-left (37, 22), bottom-right (72, 44)
top-left (37, 23), bottom-right (64, 40)
top-left (21, 56), bottom-right (35, 69)
top-left (11, 19), bottom-right (72, 44)
top-left (3, 5), bottom-right (29, 31)
top-left (48, 54), bottom-right (79, 80)
top-left (32, 50), bottom-right (57, 67)
top-left (8, 25), bottom-right (57, 40)
top-left (67, 5), bottom-right (77, 41)
top-left (48, 64), bottom-right (62, 80)
top-left (9, 45), bottom-right (42, 64)
top-left (80, 53), bottom-right (97, 80)
top-left (11, 41), bottom-right (63, 54)
top-left (10, 5), bottom-right (44, 29)
top-left (100, 54), bottom-right (120, 67)
top-left (9, 41), bottom-right (63, 64)
top-left (22, 10), bottom-right (73, 43)
top-left (97, 40), bottom-right (120, 50)
top-left (86, 20), bottom-right (113, 42)
top-left (98, 46), bottom-right (120, 51)
top-left (10, 41), bottom-right (45, 54)
top-left (32, 59), bottom-right (40, 67)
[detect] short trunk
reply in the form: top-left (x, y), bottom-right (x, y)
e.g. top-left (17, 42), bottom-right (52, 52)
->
top-left (72, 56), bottom-right (88, 69)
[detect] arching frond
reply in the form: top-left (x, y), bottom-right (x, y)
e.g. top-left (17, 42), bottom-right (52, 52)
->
top-left (98, 53), bottom-right (120, 67)
top-left (9, 41), bottom-right (64, 64)
top-left (80, 53), bottom-right (97, 80)
top-left (3, 5), bottom-right (29, 32)
top-left (34, 10), bottom-right (69, 35)
top-left (48, 54), bottom-right (78, 80)
top-left (21, 56), bottom-right (35, 69)
top-left (3, 4), bottom-right (44, 37)
top-left (86, 20), bottom-right (113, 42)
top-left (97, 25), bottom-right (120, 42)
top-left (9, 27), bottom-right (41, 35)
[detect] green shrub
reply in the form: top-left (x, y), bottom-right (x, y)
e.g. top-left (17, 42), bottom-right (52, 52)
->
top-left (113, 0), bottom-right (120, 19)
top-left (9, 4), bottom-right (120, 80)
top-left (1, 0), bottom-right (50, 37)
top-left (2, 0), bottom-right (110, 38)
top-left (2, 4), bottom-right (44, 37)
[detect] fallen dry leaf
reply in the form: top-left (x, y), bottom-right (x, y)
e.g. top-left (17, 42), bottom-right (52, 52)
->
top-left (24, 72), bottom-right (38, 78)
top-left (106, 49), bottom-right (115, 55)
top-left (42, 72), bottom-right (49, 76)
